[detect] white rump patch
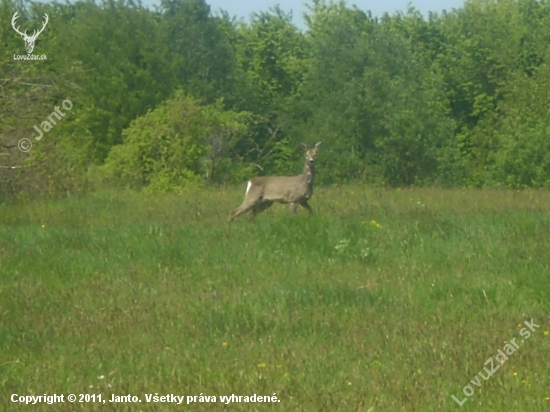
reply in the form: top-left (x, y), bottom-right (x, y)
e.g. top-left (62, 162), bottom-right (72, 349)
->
top-left (245, 180), bottom-right (252, 194)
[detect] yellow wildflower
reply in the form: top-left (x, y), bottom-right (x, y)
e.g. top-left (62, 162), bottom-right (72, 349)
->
top-left (369, 220), bottom-right (382, 228)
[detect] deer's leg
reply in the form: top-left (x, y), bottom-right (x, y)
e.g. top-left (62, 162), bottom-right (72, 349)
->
top-left (228, 195), bottom-right (260, 222)
top-left (250, 200), bottom-right (273, 218)
top-left (289, 202), bottom-right (299, 214)
top-left (300, 201), bottom-right (313, 213)
top-left (228, 204), bottom-right (251, 222)
top-left (229, 184), bottom-right (270, 222)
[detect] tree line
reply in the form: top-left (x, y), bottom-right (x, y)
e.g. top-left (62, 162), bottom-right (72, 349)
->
top-left (1, 0), bottom-right (550, 197)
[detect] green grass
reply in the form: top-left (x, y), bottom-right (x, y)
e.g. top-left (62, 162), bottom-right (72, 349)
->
top-left (1, 186), bottom-right (549, 411)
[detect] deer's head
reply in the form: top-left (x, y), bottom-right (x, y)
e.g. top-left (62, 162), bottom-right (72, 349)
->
top-left (12, 11), bottom-right (49, 54)
top-left (301, 141), bottom-right (322, 165)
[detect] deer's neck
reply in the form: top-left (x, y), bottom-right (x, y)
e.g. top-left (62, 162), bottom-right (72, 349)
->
top-left (303, 162), bottom-right (315, 186)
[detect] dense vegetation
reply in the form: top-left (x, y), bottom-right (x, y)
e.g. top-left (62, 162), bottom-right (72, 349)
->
top-left (1, 187), bottom-right (549, 410)
top-left (2, 0), bottom-right (550, 196)
top-left (2, 1), bottom-right (549, 409)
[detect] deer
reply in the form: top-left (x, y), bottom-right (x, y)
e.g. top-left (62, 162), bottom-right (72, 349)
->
top-left (12, 11), bottom-right (49, 54)
top-left (228, 141), bottom-right (322, 222)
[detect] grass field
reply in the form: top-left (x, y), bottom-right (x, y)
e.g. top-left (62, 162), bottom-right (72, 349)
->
top-left (1, 186), bottom-right (549, 411)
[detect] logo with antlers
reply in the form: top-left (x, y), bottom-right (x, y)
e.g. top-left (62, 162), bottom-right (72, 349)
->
top-left (11, 11), bottom-right (49, 54)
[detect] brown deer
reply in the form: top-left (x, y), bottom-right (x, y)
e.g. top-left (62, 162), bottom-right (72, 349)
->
top-left (228, 141), bottom-right (322, 222)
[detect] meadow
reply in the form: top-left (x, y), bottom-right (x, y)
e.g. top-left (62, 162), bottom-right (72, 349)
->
top-left (0, 186), bottom-right (549, 411)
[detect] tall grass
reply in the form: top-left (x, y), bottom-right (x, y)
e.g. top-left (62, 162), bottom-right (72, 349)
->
top-left (1, 187), bottom-right (549, 411)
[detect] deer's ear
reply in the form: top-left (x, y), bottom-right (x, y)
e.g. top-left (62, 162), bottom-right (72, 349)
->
top-left (315, 141), bottom-right (322, 149)
top-left (300, 142), bottom-right (308, 151)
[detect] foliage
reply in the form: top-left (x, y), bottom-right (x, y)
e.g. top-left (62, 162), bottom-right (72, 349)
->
top-left (2, 0), bottom-right (550, 195)
top-left (483, 60), bottom-right (550, 188)
top-left (291, 2), bottom-right (457, 185)
top-left (100, 91), bottom-right (254, 191)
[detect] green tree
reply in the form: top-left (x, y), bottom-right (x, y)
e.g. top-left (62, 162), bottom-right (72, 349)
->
top-left (288, 1), bottom-right (457, 185)
top-left (100, 91), bottom-right (254, 191)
